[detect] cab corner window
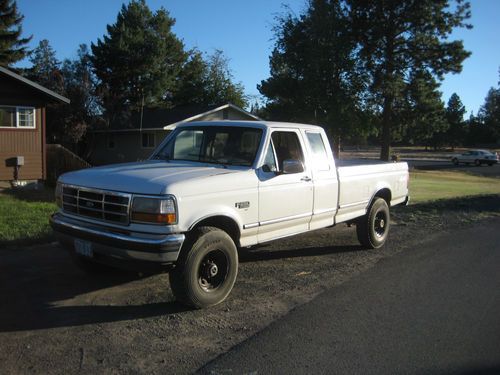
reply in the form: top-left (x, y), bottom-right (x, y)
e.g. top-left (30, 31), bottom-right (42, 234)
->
top-left (306, 132), bottom-right (330, 171)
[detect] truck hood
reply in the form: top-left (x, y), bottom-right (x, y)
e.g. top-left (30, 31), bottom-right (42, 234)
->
top-left (58, 160), bottom-right (242, 195)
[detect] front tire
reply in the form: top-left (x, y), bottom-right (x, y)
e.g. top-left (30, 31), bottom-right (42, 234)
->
top-left (356, 197), bottom-right (390, 249)
top-left (169, 227), bottom-right (238, 308)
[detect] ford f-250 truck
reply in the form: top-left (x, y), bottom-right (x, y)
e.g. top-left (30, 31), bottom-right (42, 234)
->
top-left (50, 121), bottom-right (409, 308)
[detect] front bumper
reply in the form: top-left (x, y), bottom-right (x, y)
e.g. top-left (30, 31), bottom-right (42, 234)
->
top-left (50, 213), bottom-right (185, 264)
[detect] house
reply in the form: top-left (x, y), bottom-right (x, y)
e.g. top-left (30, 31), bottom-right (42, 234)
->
top-left (0, 66), bottom-right (70, 184)
top-left (88, 103), bottom-right (261, 165)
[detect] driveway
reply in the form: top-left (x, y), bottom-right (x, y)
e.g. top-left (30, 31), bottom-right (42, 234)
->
top-left (1, 196), bottom-right (499, 374)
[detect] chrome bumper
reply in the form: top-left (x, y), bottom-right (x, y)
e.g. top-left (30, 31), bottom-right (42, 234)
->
top-left (50, 213), bottom-right (185, 263)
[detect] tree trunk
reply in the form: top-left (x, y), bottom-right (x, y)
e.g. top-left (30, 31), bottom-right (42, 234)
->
top-left (380, 95), bottom-right (392, 161)
top-left (332, 135), bottom-right (341, 158)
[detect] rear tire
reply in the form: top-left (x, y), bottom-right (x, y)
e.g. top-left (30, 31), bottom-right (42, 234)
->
top-left (169, 227), bottom-right (238, 309)
top-left (356, 197), bottom-right (390, 249)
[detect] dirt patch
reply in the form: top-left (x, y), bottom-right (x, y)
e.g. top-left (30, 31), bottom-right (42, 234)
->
top-left (1, 195), bottom-right (498, 374)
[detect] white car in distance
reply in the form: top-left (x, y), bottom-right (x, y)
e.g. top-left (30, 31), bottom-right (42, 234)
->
top-left (451, 150), bottom-right (499, 166)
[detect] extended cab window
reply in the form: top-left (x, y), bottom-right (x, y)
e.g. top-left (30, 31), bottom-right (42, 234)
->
top-left (156, 126), bottom-right (262, 167)
top-left (306, 132), bottom-right (330, 171)
top-left (264, 131), bottom-right (304, 172)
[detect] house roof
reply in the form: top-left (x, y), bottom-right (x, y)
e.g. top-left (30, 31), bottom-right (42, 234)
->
top-left (94, 103), bottom-right (261, 133)
top-left (0, 66), bottom-right (70, 104)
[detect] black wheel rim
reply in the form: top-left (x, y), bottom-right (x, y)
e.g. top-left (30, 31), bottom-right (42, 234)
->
top-left (374, 210), bottom-right (388, 238)
top-left (198, 250), bottom-right (229, 292)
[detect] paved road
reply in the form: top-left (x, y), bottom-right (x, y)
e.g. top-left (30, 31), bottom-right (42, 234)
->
top-left (200, 218), bottom-right (500, 374)
top-left (407, 159), bottom-right (500, 178)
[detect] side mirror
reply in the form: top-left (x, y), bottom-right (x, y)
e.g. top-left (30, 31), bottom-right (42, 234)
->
top-left (282, 159), bottom-right (304, 174)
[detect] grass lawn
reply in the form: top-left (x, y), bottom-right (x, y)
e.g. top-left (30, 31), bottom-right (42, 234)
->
top-left (0, 188), bottom-right (57, 246)
top-left (410, 170), bottom-right (500, 204)
top-left (1, 170), bottom-right (499, 247)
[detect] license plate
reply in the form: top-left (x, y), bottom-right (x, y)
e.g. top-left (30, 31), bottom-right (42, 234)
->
top-left (74, 239), bottom-right (93, 258)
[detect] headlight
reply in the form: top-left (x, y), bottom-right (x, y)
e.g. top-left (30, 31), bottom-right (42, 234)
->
top-left (131, 196), bottom-right (177, 225)
top-left (55, 183), bottom-right (63, 208)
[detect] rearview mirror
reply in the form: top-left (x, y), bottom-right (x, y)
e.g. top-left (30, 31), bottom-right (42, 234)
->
top-left (282, 159), bottom-right (304, 174)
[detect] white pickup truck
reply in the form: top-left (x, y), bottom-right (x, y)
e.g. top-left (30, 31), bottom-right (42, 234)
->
top-left (50, 121), bottom-right (409, 308)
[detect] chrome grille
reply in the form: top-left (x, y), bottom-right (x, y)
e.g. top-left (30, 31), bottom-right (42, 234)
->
top-left (62, 185), bottom-right (131, 225)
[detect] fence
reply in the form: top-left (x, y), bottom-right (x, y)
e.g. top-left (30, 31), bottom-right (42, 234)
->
top-left (46, 144), bottom-right (91, 186)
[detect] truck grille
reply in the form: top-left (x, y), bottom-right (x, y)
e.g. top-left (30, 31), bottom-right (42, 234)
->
top-left (62, 185), bottom-right (131, 225)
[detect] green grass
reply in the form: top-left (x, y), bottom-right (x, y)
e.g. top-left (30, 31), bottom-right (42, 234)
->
top-left (1, 170), bottom-right (499, 247)
top-left (0, 189), bottom-right (57, 246)
top-left (410, 170), bottom-right (500, 204)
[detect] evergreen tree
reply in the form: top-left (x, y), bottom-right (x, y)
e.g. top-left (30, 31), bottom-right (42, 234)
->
top-left (91, 0), bottom-right (185, 127)
top-left (259, 0), bottom-right (368, 155)
top-left (0, 0), bottom-right (31, 66)
top-left (204, 50), bottom-right (246, 108)
top-left (398, 70), bottom-right (447, 148)
top-left (173, 49), bottom-right (247, 108)
top-left (478, 82), bottom-right (500, 143)
top-left (350, 0), bottom-right (471, 160)
top-left (445, 93), bottom-right (466, 150)
top-left (27, 39), bottom-right (63, 93)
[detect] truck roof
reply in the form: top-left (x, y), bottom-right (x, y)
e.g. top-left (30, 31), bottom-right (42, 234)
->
top-left (178, 120), bottom-right (324, 131)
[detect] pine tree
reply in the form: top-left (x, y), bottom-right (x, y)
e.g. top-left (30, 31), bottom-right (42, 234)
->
top-left (91, 0), bottom-right (185, 127)
top-left (351, 0), bottom-right (471, 159)
top-left (0, 0), bottom-right (31, 66)
top-left (445, 93), bottom-right (466, 150)
top-left (27, 39), bottom-right (63, 93)
top-left (259, 0), bottom-right (368, 155)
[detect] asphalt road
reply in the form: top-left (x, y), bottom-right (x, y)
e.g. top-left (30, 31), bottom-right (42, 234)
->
top-left (407, 159), bottom-right (500, 178)
top-left (200, 218), bottom-right (500, 374)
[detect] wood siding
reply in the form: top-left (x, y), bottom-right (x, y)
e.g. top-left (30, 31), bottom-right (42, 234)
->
top-left (0, 74), bottom-right (47, 181)
top-left (0, 107), bottom-right (43, 180)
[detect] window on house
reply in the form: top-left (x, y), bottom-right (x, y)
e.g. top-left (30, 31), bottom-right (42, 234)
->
top-left (142, 132), bottom-right (155, 148)
top-left (0, 106), bottom-right (35, 128)
top-left (107, 134), bottom-right (116, 149)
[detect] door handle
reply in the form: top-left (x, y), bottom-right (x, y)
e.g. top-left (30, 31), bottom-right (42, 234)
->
top-left (301, 176), bottom-right (312, 182)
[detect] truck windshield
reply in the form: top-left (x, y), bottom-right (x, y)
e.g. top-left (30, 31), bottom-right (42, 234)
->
top-left (154, 126), bottom-right (263, 167)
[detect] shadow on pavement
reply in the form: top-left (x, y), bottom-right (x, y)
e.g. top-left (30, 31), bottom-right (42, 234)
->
top-left (0, 244), bottom-right (190, 333)
top-left (239, 244), bottom-right (364, 263)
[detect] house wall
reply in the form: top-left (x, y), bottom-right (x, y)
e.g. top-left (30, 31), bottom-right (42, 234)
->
top-left (0, 76), bottom-right (46, 181)
top-left (90, 130), bottom-right (169, 165)
top-left (89, 107), bottom-right (258, 165)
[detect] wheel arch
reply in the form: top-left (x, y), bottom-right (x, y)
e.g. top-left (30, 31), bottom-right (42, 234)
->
top-left (189, 215), bottom-right (241, 247)
top-left (371, 188), bottom-right (392, 207)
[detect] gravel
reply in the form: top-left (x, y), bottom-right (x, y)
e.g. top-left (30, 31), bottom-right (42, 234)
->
top-left (1, 194), bottom-right (498, 374)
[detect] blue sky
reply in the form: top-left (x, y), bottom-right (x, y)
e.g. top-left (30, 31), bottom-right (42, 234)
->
top-left (15, 0), bottom-right (500, 115)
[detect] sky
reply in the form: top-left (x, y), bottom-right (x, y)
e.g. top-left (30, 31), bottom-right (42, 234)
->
top-left (14, 0), bottom-right (500, 115)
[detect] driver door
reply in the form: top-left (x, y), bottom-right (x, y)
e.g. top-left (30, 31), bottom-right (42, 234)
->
top-left (257, 130), bottom-right (313, 242)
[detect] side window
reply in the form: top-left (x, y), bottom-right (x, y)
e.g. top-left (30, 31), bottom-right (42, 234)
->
top-left (270, 131), bottom-right (304, 171)
top-left (306, 132), bottom-right (330, 171)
